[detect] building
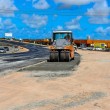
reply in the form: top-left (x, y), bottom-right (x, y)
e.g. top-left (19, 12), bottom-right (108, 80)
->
top-left (74, 39), bottom-right (110, 48)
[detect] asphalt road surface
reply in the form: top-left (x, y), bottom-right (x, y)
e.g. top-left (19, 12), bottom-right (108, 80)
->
top-left (0, 40), bottom-right (80, 76)
top-left (0, 40), bottom-right (49, 75)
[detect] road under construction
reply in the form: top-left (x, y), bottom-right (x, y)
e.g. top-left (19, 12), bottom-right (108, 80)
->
top-left (0, 40), bottom-right (80, 75)
top-left (0, 40), bottom-right (110, 110)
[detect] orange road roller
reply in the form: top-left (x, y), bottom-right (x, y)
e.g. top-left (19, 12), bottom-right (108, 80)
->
top-left (49, 31), bottom-right (75, 62)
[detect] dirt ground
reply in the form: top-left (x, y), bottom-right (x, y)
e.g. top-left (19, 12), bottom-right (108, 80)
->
top-left (0, 50), bottom-right (110, 110)
top-left (18, 46), bottom-right (29, 53)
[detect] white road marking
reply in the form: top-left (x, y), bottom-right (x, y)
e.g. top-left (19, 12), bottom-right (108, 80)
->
top-left (20, 60), bottom-right (46, 70)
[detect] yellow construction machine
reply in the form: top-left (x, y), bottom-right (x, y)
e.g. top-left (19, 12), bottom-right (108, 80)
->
top-left (49, 31), bottom-right (74, 62)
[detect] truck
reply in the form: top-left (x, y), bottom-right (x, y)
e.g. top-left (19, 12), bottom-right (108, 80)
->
top-left (94, 43), bottom-right (107, 50)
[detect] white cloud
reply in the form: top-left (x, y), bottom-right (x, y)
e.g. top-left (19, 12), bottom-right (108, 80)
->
top-left (0, 18), bottom-right (16, 29)
top-left (89, 17), bottom-right (110, 24)
top-left (87, 0), bottom-right (110, 16)
top-left (35, 30), bottom-right (39, 33)
top-left (87, 0), bottom-right (110, 24)
top-left (53, 14), bottom-right (58, 18)
top-left (4, 19), bottom-right (16, 29)
top-left (22, 14), bottom-right (48, 28)
top-left (96, 27), bottom-right (104, 33)
top-left (54, 0), bottom-right (102, 5)
top-left (33, 0), bottom-right (49, 9)
top-left (56, 25), bottom-right (63, 30)
top-left (0, 0), bottom-right (17, 17)
top-left (96, 26), bottom-right (110, 36)
top-left (65, 16), bottom-right (82, 30)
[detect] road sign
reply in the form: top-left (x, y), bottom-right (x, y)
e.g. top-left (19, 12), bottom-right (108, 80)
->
top-left (5, 33), bottom-right (12, 37)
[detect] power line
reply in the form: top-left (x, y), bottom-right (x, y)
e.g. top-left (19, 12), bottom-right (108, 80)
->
top-left (0, 9), bottom-right (110, 16)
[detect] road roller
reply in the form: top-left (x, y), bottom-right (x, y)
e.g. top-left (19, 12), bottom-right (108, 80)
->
top-left (49, 31), bottom-right (74, 62)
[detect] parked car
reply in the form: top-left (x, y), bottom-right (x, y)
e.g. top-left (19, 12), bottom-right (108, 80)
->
top-left (82, 47), bottom-right (87, 50)
top-left (87, 47), bottom-right (93, 50)
top-left (78, 46), bottom-right (82, 49)
top-left (0, 48), bottom-right (6, 53)
top-left (95, 48), bottom-right (102, 51)
top-left (4, 47), bottom-right (9, 51)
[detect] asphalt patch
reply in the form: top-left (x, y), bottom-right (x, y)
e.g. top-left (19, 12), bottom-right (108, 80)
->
top-left (9, 92), bottom-right (106, 110)
top-left (29, 71), bottom-right (72, 80)
top-left (20, 52), bottom-right (80, 72)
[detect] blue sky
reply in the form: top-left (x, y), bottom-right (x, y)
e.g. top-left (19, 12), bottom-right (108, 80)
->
top-left (0, 0), bottom-right (110, 40)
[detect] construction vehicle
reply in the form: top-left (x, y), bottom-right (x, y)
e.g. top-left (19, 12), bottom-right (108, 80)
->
top-left (49, 31), bottom-right (74, 62)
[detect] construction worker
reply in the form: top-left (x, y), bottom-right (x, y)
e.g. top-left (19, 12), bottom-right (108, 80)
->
top-left (64, 34), bottom-right (71, 44)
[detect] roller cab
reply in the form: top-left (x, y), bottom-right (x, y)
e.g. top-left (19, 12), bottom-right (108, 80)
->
top-left (49, 31), bottom-right (75, 62)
